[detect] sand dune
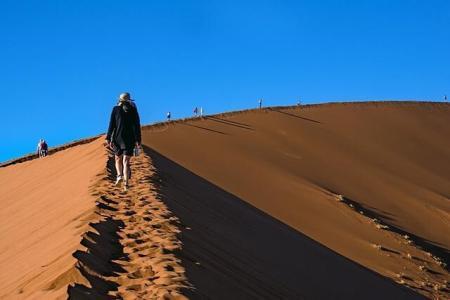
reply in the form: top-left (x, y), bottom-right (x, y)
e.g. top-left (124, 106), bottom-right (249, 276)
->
top-left (143, 146), bottom-right (421, 299)
top-left (68, 151), bottom-right (189, 299)
top-left (0, 138), bottom-right (106, 299)
top-left (142, 102), bottom-right (450, 298)
top-left (0, 101), bottom-right (449, 299)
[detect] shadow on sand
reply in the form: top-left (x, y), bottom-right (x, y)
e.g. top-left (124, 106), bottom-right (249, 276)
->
top-left (269, 108), bottom-right (322, 124)
top-left (142, 145), bottom-right (422, 300)
top-left (336, 194), bottom-right (449, 272)
top-left (182, 123), bottom-right (228, 135)
top-left (205, 116), bottom-right (254, 131)
top-left (67, 156), bottom-right (127, 300)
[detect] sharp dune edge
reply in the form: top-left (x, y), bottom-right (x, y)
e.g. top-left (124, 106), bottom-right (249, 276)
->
top-left (0, 101), bottom-right (448, 299)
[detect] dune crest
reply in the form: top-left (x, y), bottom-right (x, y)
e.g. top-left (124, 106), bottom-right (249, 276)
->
top-left (68, 150), bottom-right (190, 299)
top-left (1, 101), bottom-right (449, 299)
top-left (142, 101), bottom-right (450, 298)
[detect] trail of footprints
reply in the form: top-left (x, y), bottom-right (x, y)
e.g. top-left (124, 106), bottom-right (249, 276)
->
top-left (94, 153), bottom-right (189, 299)
top-left (335, 194), bottom-right (449, 297)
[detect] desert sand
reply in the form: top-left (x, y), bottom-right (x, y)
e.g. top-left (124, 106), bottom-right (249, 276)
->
top-left (0, 138), bottom-right (106, 299)
top-left (0, 101), bottom-right (449, 299)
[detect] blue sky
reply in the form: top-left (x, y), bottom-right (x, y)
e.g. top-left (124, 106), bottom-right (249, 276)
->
top-left (1, 0), bottom-right (449, 162)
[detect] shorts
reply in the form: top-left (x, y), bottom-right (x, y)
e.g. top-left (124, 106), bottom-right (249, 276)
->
top-left (113, 144), bottom-right (134, 156)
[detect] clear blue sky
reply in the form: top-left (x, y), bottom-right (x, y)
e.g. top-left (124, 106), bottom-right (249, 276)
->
top-left (1, 0), bottom-right (449, 162)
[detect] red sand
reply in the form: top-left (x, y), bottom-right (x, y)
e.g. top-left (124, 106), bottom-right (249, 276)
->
top-left (0, 138), bottom-right (106, 299)
top-left (142, 102), bottom-right (450, 298)
top-left (0, 102), bottom-right (448, 298)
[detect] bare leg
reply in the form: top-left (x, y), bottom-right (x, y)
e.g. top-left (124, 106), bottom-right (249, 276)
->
top-left (115, 154), bottom-right (124, 178)
top-left (123, 155), bottom-right (131, 184)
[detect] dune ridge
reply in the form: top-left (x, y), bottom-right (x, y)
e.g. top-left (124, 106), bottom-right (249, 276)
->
top-left (1, 101), bottom-right (447, 168)
top-left (142, 100), bottom-right (449, 131)
top-left (142, 146), bottom-right (424, 299)
top-left (68, 149), bottom-right (190, 299)
top-left (141, 101), bottom-right (450, 298)
top-left (0, 136), bottom-right (102, 169)
top-left (1, 101), bottom-right (449, 299)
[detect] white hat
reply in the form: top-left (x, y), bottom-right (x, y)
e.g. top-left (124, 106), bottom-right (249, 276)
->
top-left (118, 92), bottom-right (133, 102)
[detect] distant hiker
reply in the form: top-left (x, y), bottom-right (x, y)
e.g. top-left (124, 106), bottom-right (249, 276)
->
top-left (36, 139), bottom-right (48, 158)
top-left (445, 95), bottom-right (448, 102)
top-left (36, 140), bottom-right (42, 156)
top-left (200, 107), bottom-right (203, 117)
top-left (167, 111), bottom-right (171, 121)
top-left (194, 107), bottom-right (198, 117)
top-left (258, 99), bottom-right (262, 109)
top-left (106, 92), bottom-right (141, 191)
top-left (297, 98), bottom-right (301, 106)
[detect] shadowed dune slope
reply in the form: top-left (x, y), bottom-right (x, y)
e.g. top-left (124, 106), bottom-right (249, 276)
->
top-left (144, 146), bottom-right (421, 299)
top-left (0, 138), bottom-right (106, 299)
top-left (142, 102), bottom-right (450, 297)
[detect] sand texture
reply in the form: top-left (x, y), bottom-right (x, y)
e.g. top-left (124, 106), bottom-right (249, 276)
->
top-left (142, 102), bottom-right (449, 298)
top-left (0, 138), bottom-right (106, 299)
top-left (67, 150), bottom-right (189, 299)
top-left (0, 101), bottom-right (449, 299)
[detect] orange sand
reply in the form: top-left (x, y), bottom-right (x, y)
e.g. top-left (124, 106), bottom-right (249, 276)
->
top-left (142, 102), bottom-right (449, 298)
top-left (0, 138), bottom-right (106, 299)
top-left (0, 102), bottom-right (448, 299)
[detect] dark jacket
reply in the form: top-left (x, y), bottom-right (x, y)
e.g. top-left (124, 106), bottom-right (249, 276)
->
top-left (106, 101), bottom-right (141, 148)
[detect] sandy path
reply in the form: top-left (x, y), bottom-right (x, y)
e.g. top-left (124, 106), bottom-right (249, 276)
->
top-left (68, 150), bottom-right (189, 299)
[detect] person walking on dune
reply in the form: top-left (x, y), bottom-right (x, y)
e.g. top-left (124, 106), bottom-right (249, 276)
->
top-left (106, 92), bottom-right (141, 191)
top-left (36, 139), bottom-right (48, 158)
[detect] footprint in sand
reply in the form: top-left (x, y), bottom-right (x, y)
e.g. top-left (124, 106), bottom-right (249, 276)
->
top-left (71, 153), bottom-right (189, 299)
top-left (126, 284), bottom-right (143, 291)
top-left (126, 232), bottom-right (142, 239)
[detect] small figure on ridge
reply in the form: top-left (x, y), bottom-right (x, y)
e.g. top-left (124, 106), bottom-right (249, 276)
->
top-left (37, 139), bottom-right (48, 158)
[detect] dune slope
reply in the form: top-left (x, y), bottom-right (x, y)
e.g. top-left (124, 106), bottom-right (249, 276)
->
top-left (67, 151), bottom-right (189, 299)
top-left (0, 138), bottom-right (106, 299)
top-left (1, 101), bottom-right (448, 299)
top-left (142, 102), bottom-right (450, 298)
top-left (143, 146), bottom-right (421, 299)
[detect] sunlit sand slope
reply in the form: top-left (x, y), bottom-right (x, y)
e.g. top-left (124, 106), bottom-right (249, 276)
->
top-left (142, 102), bottom-right (450, 298)
top-left (0, 138), bottom-right (106, 299)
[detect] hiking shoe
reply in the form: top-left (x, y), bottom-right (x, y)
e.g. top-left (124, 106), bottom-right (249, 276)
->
top-left (115, 175), bottom-right (123, 186)
top-left (123, 181), bottom-right (129, 192)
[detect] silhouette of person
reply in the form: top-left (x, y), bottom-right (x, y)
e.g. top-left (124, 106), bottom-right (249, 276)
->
top-left (106, 92), bottom-right (141, 191)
